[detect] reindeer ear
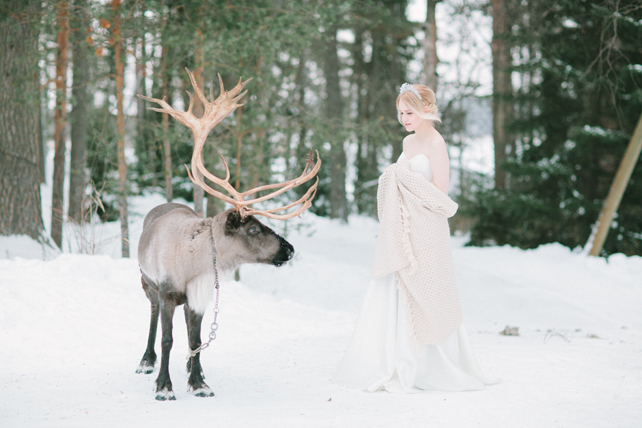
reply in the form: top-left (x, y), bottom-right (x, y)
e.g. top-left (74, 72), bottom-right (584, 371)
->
top-left (225, 211), bottom-right (242, 233)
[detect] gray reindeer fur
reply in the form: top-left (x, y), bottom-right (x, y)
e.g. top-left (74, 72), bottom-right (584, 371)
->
top-left (136, 202), bottom-right (294, 400)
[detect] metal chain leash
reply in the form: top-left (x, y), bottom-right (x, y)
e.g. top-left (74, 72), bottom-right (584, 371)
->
top-left (187, 227), bottom-right (221, 359)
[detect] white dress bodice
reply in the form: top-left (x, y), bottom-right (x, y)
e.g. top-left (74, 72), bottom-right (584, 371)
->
top-left (401, 153), bottom-right (433, 182)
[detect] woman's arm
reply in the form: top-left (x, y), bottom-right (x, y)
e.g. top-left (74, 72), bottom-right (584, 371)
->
top-left (429, 136), bottom-right (450, 194)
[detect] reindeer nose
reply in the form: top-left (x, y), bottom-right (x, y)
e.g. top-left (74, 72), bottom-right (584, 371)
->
top-left (283, 241), bottom-right (294, 260)
top-left (272, 239), bottom-right (294, 267)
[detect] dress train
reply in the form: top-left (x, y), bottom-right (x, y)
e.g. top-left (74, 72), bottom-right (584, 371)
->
top-left (332, 272), bottom-right (499, 393)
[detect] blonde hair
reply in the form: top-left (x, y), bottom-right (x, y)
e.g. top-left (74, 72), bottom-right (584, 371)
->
top-left (396, 84), bottom-right (441, 124)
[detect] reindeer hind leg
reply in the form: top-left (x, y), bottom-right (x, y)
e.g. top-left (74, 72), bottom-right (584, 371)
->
top-left (136, 274), bottom-right (159, 374)
top-left (155, 282), bottom-right (181, 401)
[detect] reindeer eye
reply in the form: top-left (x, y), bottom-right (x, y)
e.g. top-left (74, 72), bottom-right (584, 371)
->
top-left (248, 227), bottom-right (260, 236)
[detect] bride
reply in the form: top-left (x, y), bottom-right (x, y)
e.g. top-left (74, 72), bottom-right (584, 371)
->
top-left (332, 83), bottom-right (498, 393)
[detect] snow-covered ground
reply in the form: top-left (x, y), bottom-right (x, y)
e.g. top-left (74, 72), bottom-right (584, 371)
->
top-left (1, 190), bottom-right (641, 428)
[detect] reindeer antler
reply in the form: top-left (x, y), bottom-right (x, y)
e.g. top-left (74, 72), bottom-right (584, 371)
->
top-left (137, 68), bottom-right (321, 220)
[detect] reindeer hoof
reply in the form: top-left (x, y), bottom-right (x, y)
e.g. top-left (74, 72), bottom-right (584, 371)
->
top-left (192, 387), bottom-right (215, 397)
top-left (155, 389), bottom-right (176, 401)
top-left (136, 361), bottom-right (155, 374)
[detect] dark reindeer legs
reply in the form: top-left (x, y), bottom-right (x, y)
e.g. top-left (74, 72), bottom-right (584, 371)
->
top-left (137, 275), bottom-right (197, 401)
top-left (184, 305), bottom-right (213, 397)
top-left (154, 283), bottom-right (180, 401)
top-left (136, 274), bottom-right (159, 375)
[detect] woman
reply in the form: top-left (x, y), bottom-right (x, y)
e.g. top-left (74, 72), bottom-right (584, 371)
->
top-left (332, 83), bottom-right (498, 393)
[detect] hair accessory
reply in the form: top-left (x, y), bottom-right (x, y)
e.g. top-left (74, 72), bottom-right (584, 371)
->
top-left (399, 82), bottom-right (421, 99)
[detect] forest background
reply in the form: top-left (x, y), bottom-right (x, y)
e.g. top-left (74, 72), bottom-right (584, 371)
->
top-left (1, 0), bottom-right (641, 258)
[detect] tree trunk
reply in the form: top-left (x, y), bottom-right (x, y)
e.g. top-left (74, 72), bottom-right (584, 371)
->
top-left (38, 85), bottom-right (45, 185)
top-left (294, 55), bottom-right (309, 183)
top-left (135, 16), bottom-right (155, 188)
top-left (0, 0), bottom-right (44, 240)
top-left (191, 38), bottom-right (205, 218)
top-left (390, 30), bottom-right (403, 162)
top-left (588, 113), bottom-right (642, 256)
top-left (233, 101), bottom-right (243, 283)
top-left (353, 28), bottom-right (375, 216)
top-left (235, 107), bottom-right (243, 189)
top-left (160, 42), bottom-right (173, 202)
top-left (68, 0), bottom-right (90, 224)
top-left (112, 0), bottom-right (129, 257)
top-left (423, 0), bottom-right (441, 92)
top-left (51, 1), bottom-right (70, 248)
top-left (492, 0), bottom-right (511, 190)
top-left (323, 28), bottom-right (347, 221)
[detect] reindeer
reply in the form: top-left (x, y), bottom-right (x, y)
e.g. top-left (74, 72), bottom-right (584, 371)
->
top-left (135, 69), bottom-right (321, 401)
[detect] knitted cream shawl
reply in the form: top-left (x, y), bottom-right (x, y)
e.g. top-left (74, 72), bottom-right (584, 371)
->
top-left (372, 155), bottom-right (462, 345)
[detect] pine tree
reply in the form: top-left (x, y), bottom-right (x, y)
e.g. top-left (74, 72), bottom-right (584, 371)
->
top-left (468, 0), bottom-right (642, 256)
top-left (352, 0), bottom-right (415, 217)
top-left (0, 0), bottom-right (45, 240)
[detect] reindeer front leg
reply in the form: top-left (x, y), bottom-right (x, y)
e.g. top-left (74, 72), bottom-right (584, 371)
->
top-left (155, 288), bottom-right (178, 401)
top-left (185, 305), bottom-right (214, 397)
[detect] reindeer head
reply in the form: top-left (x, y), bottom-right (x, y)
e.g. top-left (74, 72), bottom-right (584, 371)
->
top-left (222, 210), bottom-right (294, 267)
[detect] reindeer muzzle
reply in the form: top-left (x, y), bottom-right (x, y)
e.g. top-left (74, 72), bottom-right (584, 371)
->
top-left (272, 238), bottom-right (294, 267)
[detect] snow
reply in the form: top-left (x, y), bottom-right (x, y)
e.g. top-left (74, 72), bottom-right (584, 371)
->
top-left (1, 195), bottom-right (641, 427)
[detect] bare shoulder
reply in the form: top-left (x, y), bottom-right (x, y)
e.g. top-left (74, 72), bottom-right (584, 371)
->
top-left (428, 132), bottom-right (448, 156)
top-left (429, 131), bottom-right (446, 148)
top-left (402, 134), bottom-right (414, 148)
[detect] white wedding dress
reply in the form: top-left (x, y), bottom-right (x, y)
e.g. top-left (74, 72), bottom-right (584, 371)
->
top-left (332, 153), bottom-right (499, 393)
